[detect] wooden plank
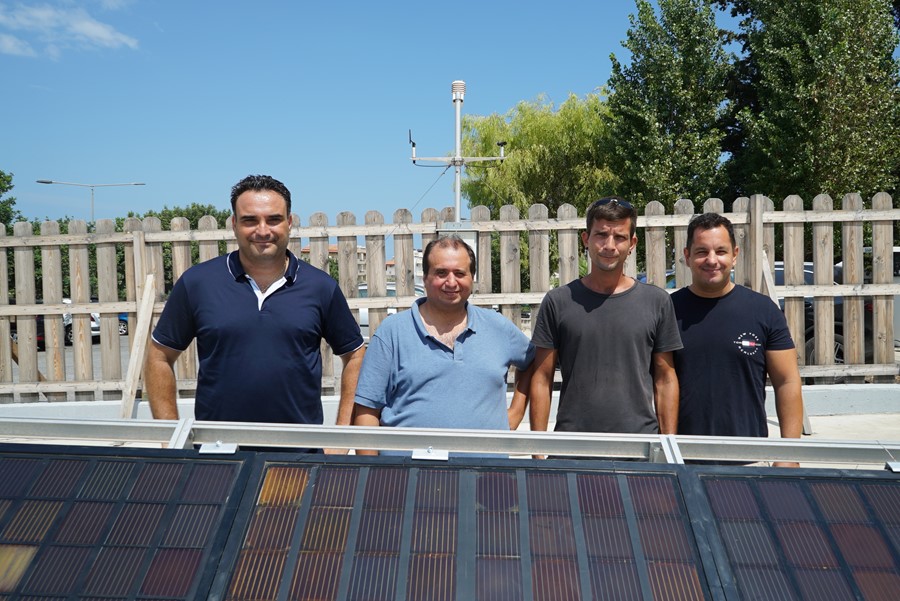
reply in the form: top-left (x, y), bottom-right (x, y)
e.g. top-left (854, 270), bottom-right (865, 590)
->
top-left (122, 217), bottom-right (143, 351)
top-left (841, 194), bottom-right (866, 372)
top-left (197, 215), bottom-right (221, 263)
top-left (528, 204), bottom-right (550, 294)
top-left (122, 274), bottom-right (156, 418)
top-left (308, 212), bottom-right (334, 392)
top-left (471, 206), bottom-right (493, 295)
top-left (644, 201), bottom-right (667, 289)
top-left (811, 195), bottom-right (836, 374)
top-left (365, 210), bottom-right (387, 333)
top-left (871, 192), bottom-right (895, 373)
top-left (67, 220), bottom-right (94, 402)
top-left (96, 219), bottom-right (123, 400)
top-left (732, 197), bottom-right (749, 287)
top-left (393, 209), bottom-right (416, 296)
top-left (13, 221), bottom-right (39, 402)
top-left (170, 217), bottom-right (197, 392)
top-left (499, 205), bottom-right (522, 329)
top-left (673, 199), bottom-right (694, 288)
top-left (747, 194), bottom-right (766, 292)
top-left (782, 195), bottom-right (806, 365)
top-left (39, 220), bottom-right (66, 401)
top-left (0, 224), bottom-right (11, 402)
top-left (557, 204), bottom-right (579, 288)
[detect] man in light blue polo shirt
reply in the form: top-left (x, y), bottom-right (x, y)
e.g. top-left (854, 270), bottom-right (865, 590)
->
top-left (353, 235), bottom-right (534, 454)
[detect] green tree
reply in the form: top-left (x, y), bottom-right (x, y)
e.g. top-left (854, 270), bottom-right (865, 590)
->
top-left (720, 0), bottom-right (900, 203)
top-left (0, 170), bottom-right (24, 232)
top-left (605, 0), bottom-right (730, 210)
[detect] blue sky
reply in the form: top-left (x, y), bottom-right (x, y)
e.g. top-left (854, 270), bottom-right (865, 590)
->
top-left (5, 1), bottom-right (658, 226)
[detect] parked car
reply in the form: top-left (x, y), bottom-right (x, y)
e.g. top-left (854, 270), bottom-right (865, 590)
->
top-left (357, 283), bottom-right (425, 327)
top-left (9, 301), bottom-right (129, 350)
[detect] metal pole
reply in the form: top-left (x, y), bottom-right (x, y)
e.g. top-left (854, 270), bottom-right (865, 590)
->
top-left (90, 186), bottom-right (95, 224)
top-left (452, 80), bottom-right (465, 224)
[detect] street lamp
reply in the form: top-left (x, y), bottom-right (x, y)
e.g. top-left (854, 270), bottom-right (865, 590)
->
top-left (36, 180), bottom-right (146, 223)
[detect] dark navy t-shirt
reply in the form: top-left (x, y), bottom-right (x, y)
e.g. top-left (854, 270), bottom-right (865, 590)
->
top-left (153, 251), bottom-right (363, 424)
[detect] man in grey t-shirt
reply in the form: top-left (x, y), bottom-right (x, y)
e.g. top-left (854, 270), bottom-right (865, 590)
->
top-left (530, 197), bottom-right (682, 435)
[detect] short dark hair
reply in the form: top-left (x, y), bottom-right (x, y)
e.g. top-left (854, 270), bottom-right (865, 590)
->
top-left (586, 196), bottom-right (637, 236)
top-left (423, 235), bottom-right (477, 278)
top-left (230, 175), bottom-right (292, 215)
top-left (686, 213), bottom-right (736, 250)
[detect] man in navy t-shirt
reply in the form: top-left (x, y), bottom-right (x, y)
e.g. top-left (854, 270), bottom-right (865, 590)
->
top-left (145, 175), bottom-right (365, 440)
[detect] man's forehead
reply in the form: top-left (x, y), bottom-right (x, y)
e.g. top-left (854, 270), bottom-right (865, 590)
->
top-left (588, 218), bottom-right (633, 232)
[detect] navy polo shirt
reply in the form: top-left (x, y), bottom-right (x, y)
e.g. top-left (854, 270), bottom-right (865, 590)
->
top-left (153, 250), bottom-right (363, 424)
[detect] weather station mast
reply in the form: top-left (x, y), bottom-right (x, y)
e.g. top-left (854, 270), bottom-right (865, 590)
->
top-left (409, 80), bottom-right (506, 247)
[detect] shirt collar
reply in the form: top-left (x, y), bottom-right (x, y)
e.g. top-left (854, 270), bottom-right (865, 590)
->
top-left (226, 250), bottom-right (299, 284)
top-left (412, 297), bottom-right (477, 334)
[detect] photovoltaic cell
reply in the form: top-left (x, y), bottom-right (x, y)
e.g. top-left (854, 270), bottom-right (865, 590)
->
top-left (531, 557), bottom-right (581, 601)
top-left (243, 506), bottom-right (298, 550)
top-left (589, 559), bottom-right (642, 601)
top-left (141, 547), bottom-right (203, 597)
top-left (27, 460), bottom-right (87, 498)
top-left (53, 501), bottom-right (113, 545)
top-left (182, 462), bottom-right (238, 502)
top-left (21, 545), bottom-right (91, 594)
top-left (163, 504), bottom-right (221, 548)
top-left (227, 550), bottom-right (287, 600)
top-left (0, 545), bottom-right (37, 591)
top-left (809, 482), bottom-right (869, 522)
top-left (406, 555), bottom-right (455, 601)
top-left (2, 501), bottom-right (62, 542)
top-left (577, 473), bottom-right (624, 517)
top-left (0, 460), bottom-right (40, 497)
top-left (290, 551), bottom-right (343, 601)
top-left (128, 461), bottom-right (184, 501)
top-left (354, 509), bottom-right (403, 553)
top-left (647, 561), bottom-right (704, 601)
top-left (475, 557), bottom-right (522, 601)
top-left (81, 546), bottom-right (147, 596)
top-left (105, 503), bottom-right (165, 546)
top-left (362, 467), bottom-right (407, 510)
top-left (78, 461), bottom-right (135, 500)
top-left (346, 554), bottom-right (398, 601)
top-left (257, 466), bottom-right (309, 506)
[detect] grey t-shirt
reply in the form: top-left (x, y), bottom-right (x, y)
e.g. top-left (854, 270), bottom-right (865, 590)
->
top-left (531, 278), bottom-right (682, 434)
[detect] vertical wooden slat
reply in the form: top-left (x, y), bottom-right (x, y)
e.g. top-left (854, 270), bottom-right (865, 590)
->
top-left (421, 208), bottom-right (441, 247)
top-left (470, 206), bottom-right (492, 295)
top-left (198, 215), bottom-right (221, 263)
top-left (13, 221), bottom-right (39, 402)
top-left (812, 194), bottom-right (836, 368)
top-left (746, 194), bottom-right (767, 292)
top-left (365, 211), bottom-right (387, 334)
top-left (95, 219), bottom-right (122, 400)
top-left (644, 201), bottom-right (667, 289)
top-left (143, 217), bottom-right (165, 299)
top-left (782, 195), bottom-right (806, 365)
top-left (336, 212), bottom-right (358, 396)
top-left (762, 196), bottom-right (776, 287)
top-left (40, 220), bottom-right (66, 401)
top-left (871, 192), bottom-right (895, 373)
top-left (308, 212), bottom-right (334, 393)
top-left (499, 205), bottom-right (521, 329)
top-left (673, 199), bottom-right (695, 289)
top-left (393, 209), bottom-right (416, 296)
top-left (123, 217), bottom-right (143, 350)
top-left (528, 204), bottom-right (550, 295)
top-left (557, 204), bottom-right (579, 287)
top-left (67, 220), bottom-right (93, 402)
top-left (841, 194), bottom-right (865, 371)
top-left (170, 217), bottom-right (196, 393)
top-left (732, 197), bottom-right (749, 286)
top-left (0, 224), bottom-right (12, 402)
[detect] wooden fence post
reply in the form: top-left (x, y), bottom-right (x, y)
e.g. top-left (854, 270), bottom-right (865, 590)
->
top-left (644, 201), bottom-right (667, 288)
top-left (67, 220), bottom-right (94, 402)
top-left (872, 192), bottom-right (895, 375)
top-left (500, 205), bottom-right (522, 329)
top-left (308, 212), bottom-right (334, 393)
top-left (393, 209), bottom-right (417, 296)
top-left (96, 219), bottom-right (123, 400)
top-left (557, 204), bottom-right (579, 288)
top-left (123, 217), bottom-right (143, 349)
top-left (13, 221), bottom-right (39, 402)
top-left (673, 199), bottom-right (695, 288)
top-left (0, 224), bottom-right (11, 402)
top-left (732, 197), bottom-right (749, 287)
top-left (170, 217), bottom-right (196, 394)
top-left (782, 195), bottom-right (807, 365)
top-left (471, 206), bottom-right (493, 295)
top-left (841, 193), bottom-right (866, 373)
top-left (365, 211), bottom-right (387, 333)
top-left (40, 220), bottom-right (66, 401)
top-left (812, 194), bottom-right (836, 368)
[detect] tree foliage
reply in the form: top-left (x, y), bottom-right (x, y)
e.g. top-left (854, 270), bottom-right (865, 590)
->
top-left (605, 0), bottom-right (730, 210)
top-left (0, 170), bottom-right (23, 233)
top-left (720, 0), bottom-right (900, 203)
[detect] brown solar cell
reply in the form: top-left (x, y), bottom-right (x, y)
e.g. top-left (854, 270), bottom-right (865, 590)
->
top-left (861, 483), bottom-right (900, 524)
top-left (362, 467), bottom-right (407, 510)
top-left (345, 554), bottom-right (398, 601)
top-left (629, 475), bottom-right (680, 517)
top-left (792, 568), bottom-right (854, 601)
top-left (406, 554), bottom-right (455, 601)
top-left (775, 522), bottom-right (839, 568)
top-left (476, 471), bottom-right (518, 512)
top-left (526, 472), bottom-right (569, 513)
top-left (411, 511), bottom-right (457, 554)
top-left (853, 570), bottom-right (900, 601)
top-left (226, 550), bottom-right (288, 600)
top-left (354, 509), bottom-right (403, 553)
top-left (415, 469), bottom-right (458, 510)
top-left (242, 506), bottom-right (299, 551)
top-left (82, 546), bottom-right (147, 596)
top-left (164, 504), bottom-right (221, 548)
top-left (53, 502), bottom-right (113, 545)
top-left (0, 459), bottom-right (40, 497)
top-left (258, 466), bottom-right (310, 507)
top-left (289, 551), bottom-right (342, 600)
top-left (531, 557), bottom-right (581, 601)
top-left (300, 507), bottom-right (352, 552)
top-left (140, 547), bottom-right (203, 597)
top-left (588, 559), bottom-right (642, 601)
top-left (529, 513), bottom-right (576, 557)
top-left (2, 501), bottom-right (62, 543)
top-left (732, 566), bottom-right (797, 601)
top-left (475, 557), bottom-right (522, 601)
top-left (646, 561), bottom-right (704, 601)
top-left (129, 462), bottom-right (184, 501)
top-left (182, 462), bottom-right (238, 502)
top-left (28, 460), bottom-right (87, 498)
top-left (78, 460), bottom-right (135, 500)
top-left (310, 467), bottom-right (359, 508)
top-left (810, 482), bottom-right (869, 523)
top-left (582, 516), bottom-right (633, 559)
top-left (638, 517), bottom-right (694, 561)
top-left (105, 503), bottom-right (164, 546)
top-left (757, 480), bottom-right (815, 521)
top-left (0, 545), bottom-right (38, 591)
top-left (577, 473), bottom-right (625, 517)
top-left (477, 511), bottom-right (520, 557)
top-left (830, 524), bottom-right (895, 569)
top-left (20, 546), bottom-right (90, 594)
top-left (704, 479), bottom-right (760, 520)
top-left (718, 520), bottom-right (780, 567)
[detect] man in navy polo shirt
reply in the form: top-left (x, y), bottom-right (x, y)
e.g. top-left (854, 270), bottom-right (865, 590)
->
top-left (145, 175), bottom-right (365, 441)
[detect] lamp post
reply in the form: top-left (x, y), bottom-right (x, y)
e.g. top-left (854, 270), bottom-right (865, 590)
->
top-left (36, 180), bottom-right (146, 223)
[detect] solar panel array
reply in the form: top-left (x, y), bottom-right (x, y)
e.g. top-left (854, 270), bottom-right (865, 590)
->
top-left (0, 446), bottom-right (897, 600)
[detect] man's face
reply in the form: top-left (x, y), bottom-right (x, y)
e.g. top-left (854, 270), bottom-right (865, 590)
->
top-left (685, 225), bottom-right (738, 296)
top-left (423, 245), bottom-right (474, 311)
top-left (232, 190), bottom-right (292, 264)
top-left (581, 218), bottom-right (637, 274)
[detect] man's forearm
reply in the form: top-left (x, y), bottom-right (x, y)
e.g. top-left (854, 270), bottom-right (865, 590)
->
top-left (144, 357), bottom-right (179, 420)
top-left (337, 347), bottom-right (365, 426)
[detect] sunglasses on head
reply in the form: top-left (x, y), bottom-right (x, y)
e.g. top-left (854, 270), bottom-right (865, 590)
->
top-left (590, 197), bottom-right (633, 210)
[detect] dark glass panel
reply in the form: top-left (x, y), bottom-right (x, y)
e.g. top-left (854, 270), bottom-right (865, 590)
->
top-left (529, 513), bottom-right (576, 558)
top-left (854, 570), bottom-right (900, 601)
top-left (830, 524), bottom-right (894, 569)
top-left (582, 517), bottom-right (633, 560)
top-left (181, 463), bottom-right (237, 503)
top-left (226, 550), bottom-right (287, 601)
top-left (475, 557), bottom-right (522, 601)
top-left (140, 547), bottom-right (203, 597)
top-left (775, 523), bottom-right (839, 568)
top-left (300, 507), bottom-right (352, 552)
top-left (810, 482), bottom-right (868, 523)
top-left (163, 504), bottom-right (221, 548)
top-left (577, 473), bottom-right (624, 517)
top-left (588, 559), bottom-right (641, 601)
top-left (411, 511), bottom-right (457, 554)
top-left (406, 555), bottom-right (455, 601)
top-left (704, 479), bottom-right (760, 520)
top-left (54, 503), bottom-right (113, 548)
top-left (526, 473), bottom-right (569, 513)
top-left (346, 554), bottom-right (398, 601)
top-left (0, 459), bottom-right (41, 497)
top-left (757, 481), bottom-right (814, 521)
top-left (258, 466), bottom-right (310, 507)
top-left (476, 471), bottom-right (518, 512)
top-left (531, 558), bottom-right (581, 601)
top-left (362, 467), bottom-right (407, 510)
top-left (78, 461), bottom-right (135, 500)
top-left (646, 561), bottom-right (704, 601)
top-left (289, 551), bottom-right (342, 601)
top-left (861, 484), bottom-right (900, 525)
top-left (0, 545), bottom-right (38, 592)
top-left (311, 467), bottom-right (359, 508)
top-left (886, 526), bottom-right (900, 557)
top-left (105, 503), bottom-right (164, 546)
top-left (355, 510), bottom-right (403, 553)
top-left (244, 506), bottom-right (299, 551)
top-left (793, 568), bottom-right (854, 601)
top-left (638, 517), bottom-right (693, 561)
top-left (0, 501), bottom-right (9, 524)
top-left (477, 511), bottom-right (519, 557)
top-left (718, 520), bottom-right (780, 567)
top-left (82, 546), bottom-right (147, 596)
top-left (415, 469), bottom-right (458, 511)
top-left (733, 566), bottom-right (797, 601)
top-left (2, 500), bottom-right (62, 542)
top-left (628, 475), bottom-right (680, 517)
top-left (128, 462), bottom-right (184, 502)
top-left (28, 460), bottom-right (87, 498)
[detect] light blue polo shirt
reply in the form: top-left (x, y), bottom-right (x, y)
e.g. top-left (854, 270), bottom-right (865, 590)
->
top-left (354, 298), bottom-right (535, 430)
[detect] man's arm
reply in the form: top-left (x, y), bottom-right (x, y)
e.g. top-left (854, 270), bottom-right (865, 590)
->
top-left (652, 351), bottom-right (679, 434)
top-left (507, 363), bottom-right (534, 430)
top-left (336, 346), bottom-right (366, 426)
top-left (767, 348), bottom-right (804, 467)
top-left (529, 347), bottom-right (556, 432)
top-left (352, 403), bottom-right (382, 456)
top-left (144, 340), bottom-right (183, 420)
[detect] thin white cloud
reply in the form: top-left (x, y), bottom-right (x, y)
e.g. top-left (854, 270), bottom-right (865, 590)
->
top-left (0, 2), bottom-right (138, 57)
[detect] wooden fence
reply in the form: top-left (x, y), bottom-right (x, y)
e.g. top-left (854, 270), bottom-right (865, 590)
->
top-left (0, 193), bottom-right (897, 403)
